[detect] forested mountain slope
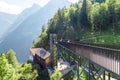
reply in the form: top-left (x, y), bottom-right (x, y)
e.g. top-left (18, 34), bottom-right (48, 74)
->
top-left (33, 0), bottom-right (120, 49)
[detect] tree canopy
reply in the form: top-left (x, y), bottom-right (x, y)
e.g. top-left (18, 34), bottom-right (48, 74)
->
top-left (0, 50), bottom-right (38, 80)
top-left (33, 0), bottom-right (120, 48)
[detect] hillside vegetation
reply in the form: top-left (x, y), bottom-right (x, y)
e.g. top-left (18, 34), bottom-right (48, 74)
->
top-left (0, 50), bottom-right (38, 80)
top-left (33, 0), bottom-right (120, 49)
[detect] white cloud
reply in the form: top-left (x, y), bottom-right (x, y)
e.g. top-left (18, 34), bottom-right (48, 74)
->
top-left (0, 1), bottom-right (22, 14)
top-left (68, 0), bottom-right (79, 3)
top-left (34, 0), bottom-right (50, 7)
top-left (25, 0), bottom-right (50, 8)
top-left (0, 0), bottom-right (79, 14)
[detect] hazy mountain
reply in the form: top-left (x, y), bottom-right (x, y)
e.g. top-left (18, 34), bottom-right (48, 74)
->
top-left (0, 0), bottom-right (71, 62)
top-left (0, 12), bottom-right (17, 39)
top-left (2, 4), bottom-right (41, 38)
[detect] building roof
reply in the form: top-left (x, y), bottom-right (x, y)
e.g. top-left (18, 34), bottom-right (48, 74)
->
top-left (30, 48), bottom-right (50, 59)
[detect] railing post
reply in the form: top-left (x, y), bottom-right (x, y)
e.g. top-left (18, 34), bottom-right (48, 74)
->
top-left (108, 73), bottom-right (111, 80)
top-left (89, 60), bottom-right (91, 80)
top-left (77, 56), bottom-right (80, 80)
top-left (103, 71), bottom-right (105, 80)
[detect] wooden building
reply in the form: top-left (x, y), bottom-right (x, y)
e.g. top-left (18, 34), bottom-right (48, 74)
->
top-left (30, 48), bottom-right (51, 68)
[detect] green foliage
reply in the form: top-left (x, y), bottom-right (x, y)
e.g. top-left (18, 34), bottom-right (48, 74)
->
top-left (0, 50), bottom-right (38, 80)
top-left (19, 64), bottom-right (38, 80)
top-left (80, 0), bottom-right (92, 30)
top-left (37, 68), bottom-right (50, 80)
top-left (6, 49), bottom-right (18, 67)
top-left (73, 76), bottom-right (77, 80)
top-left (91, 2), bottom-right (109, 31)
top-left (33, 26), bottom-right (49, 49)
top-left (50, 68), bottom-right (63, 80)
top-left (81, 32), bottom-right (120, 46)
top-left (0, 53), bottom-right (19, 80)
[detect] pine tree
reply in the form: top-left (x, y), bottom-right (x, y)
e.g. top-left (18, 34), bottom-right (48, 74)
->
top-left (6, 49), bottom-right (19, 68)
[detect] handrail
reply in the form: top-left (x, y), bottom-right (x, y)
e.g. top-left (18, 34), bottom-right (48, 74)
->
top-left (57, 40), bottom-right (120, 77)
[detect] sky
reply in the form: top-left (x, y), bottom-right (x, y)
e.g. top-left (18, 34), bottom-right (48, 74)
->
top-left (0, 0), bottom-right (79, 15)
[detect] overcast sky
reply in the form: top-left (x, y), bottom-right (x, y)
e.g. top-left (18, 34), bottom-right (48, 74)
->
top-left (0, 0), bottom-right (79, 15)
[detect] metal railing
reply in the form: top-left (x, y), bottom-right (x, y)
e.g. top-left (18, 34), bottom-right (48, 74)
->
top-left (58, 40), bottom-right (120, 77)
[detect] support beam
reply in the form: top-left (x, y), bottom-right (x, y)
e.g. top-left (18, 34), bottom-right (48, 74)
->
top-left (77, 56), bottom-right (80, 80)
top-left (103, 71), bottom-right (105, 80)
top-left (89, 61), bottom-right (91, 80)
top-left (108, 73), bottom-right (111, 80)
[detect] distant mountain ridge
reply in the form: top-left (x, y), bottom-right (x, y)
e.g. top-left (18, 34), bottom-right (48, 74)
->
top-left (0, 12), bottom-right (17, 38)
top-left (0, 4), bottom-right (40, 45)
top-left (0, 0), bottom-right (71, 62)
top-left (4, 4), bottom-right (41, 36)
